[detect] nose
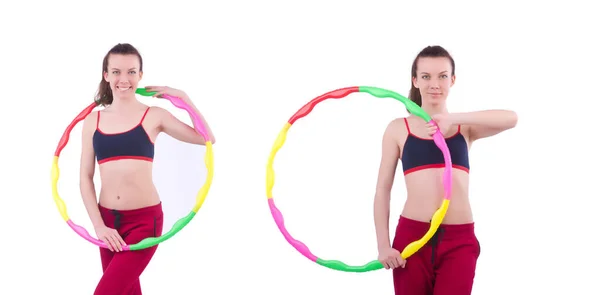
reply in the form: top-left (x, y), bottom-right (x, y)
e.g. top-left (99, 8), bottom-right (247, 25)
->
top-left (429, 81), bottom-right (440, 89)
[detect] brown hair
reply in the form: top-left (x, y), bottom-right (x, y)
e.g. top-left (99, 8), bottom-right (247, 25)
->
top-left (408, 45), bottom-right (455, 107)
top-left (94, 43), bottom-right (143, 106)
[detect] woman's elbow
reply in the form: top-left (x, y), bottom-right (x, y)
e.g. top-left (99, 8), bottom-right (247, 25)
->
top-left (204, 130), bottom-right (216, 144)
top-left (500, 110), bottom-right (518, 129)
top-left (79, 170), bottom-right (93, 181)
top-left (198, 133), bottom-right (215, 145)
top-left (374, 189), bottom-right (391, 204)
top-left (79, 174), bottom-right (94, 191)
top-left (509, 111), bottom-right (518, 128)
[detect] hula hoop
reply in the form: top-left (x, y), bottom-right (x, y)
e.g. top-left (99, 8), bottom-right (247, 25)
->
top-left (51, 88), bottom-right (214, 251)
top-left (265, 86), bottom-right (452, 272)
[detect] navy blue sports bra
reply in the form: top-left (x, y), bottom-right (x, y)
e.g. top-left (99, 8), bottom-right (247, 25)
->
top-left (93, 107), bottom-right (154, 164)
top-left (400, 118), bottom-right (470, 175)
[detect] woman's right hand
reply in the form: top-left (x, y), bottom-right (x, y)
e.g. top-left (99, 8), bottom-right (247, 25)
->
top-left (378, 247), bottom-right (406, 269)
top-left (94, 225), bottom-right (126, 252)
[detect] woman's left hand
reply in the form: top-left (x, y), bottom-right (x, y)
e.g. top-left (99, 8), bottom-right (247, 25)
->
top-left (427, 113), bottom-right (454, 136)
top-left (144, 86), bottom-right (190, 102)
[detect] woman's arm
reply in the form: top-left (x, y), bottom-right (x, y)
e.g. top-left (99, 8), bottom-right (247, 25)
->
top-left (451, 110), bottom-right (518, 141)
top-left (79, 112), bottom-right (105, 229)
top-left (156, 102), bottom-right (216, 145)
top-left (374, 119), bottom-right (402, 251)
top-left (144, 86), bottom-right (216, 145)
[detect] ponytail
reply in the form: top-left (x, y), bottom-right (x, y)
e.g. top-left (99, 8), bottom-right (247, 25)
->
top-left (95, 78), bottom-right (112, 106)
top-left (408, 83), bottom-right (422, 107)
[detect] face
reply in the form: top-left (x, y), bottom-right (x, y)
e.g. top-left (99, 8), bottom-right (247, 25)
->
top-left (412, 57), bottom-right (455, 104)
top-left (103, 54), bottom-right (143, 97)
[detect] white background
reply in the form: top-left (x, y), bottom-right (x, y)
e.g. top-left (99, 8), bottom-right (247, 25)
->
top-left (1, 0), bottom-right (598, 294)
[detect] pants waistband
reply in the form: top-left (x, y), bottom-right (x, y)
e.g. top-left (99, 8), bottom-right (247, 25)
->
top-left (98, 202), bottom-right (163, 217)
top-left (398, 215), bottom-right (474, 234)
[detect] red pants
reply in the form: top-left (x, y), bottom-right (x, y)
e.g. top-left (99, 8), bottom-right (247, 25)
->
top-left (94, 203), bottom-right (164, 295)
top-left (392, 216), bottom-right (481, 295)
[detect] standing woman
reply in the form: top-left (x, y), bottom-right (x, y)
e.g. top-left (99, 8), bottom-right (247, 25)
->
top-left (373, 45), bottom-right (517, 295)
top-left (79, 43), bottom-right (216, 295)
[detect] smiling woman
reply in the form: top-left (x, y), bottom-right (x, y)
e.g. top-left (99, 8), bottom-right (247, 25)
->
top-left (79, 43), bottom-right (216, 295)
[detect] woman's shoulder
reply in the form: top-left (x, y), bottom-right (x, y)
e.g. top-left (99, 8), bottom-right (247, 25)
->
top-left (383, 116), bottom-right (410, 139)
top-left (145, 105), bottom-right (169, 117)
top-left (388, 115), bottom-right (410, 125)
top-left (388, 115), bottom-right (414, 129)
top-left (83, 110), bottom-right (100, 123)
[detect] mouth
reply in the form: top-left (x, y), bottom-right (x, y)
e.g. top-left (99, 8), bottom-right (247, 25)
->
top-left (116, 86), bottom-right (131, 92)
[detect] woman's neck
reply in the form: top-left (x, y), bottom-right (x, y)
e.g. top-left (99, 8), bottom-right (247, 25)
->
top-left (420, 103), bottom-right (448, 116)
top-left (109, 95), bottom-right (139, 111)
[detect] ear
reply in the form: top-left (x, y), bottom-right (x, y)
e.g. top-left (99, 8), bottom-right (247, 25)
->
top-left (139, 71), bottom-right (143, 80)
top-left (450, 75), bottom-right (456, 87)
top-left (412, 76), bottom-right (419, 88)
top-left (103, 71), bottom-right (108, 82)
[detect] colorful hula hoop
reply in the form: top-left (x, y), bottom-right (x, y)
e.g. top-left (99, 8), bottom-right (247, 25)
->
top-left (51, 88), bottom-right (214, 251)
top-left (265, 86), bottom-right (453, 272)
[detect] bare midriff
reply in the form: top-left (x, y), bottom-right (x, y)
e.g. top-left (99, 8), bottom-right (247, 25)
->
top-left (97, 159), bottom-right (160, 210)
top-left (401, 167), bottom-right (472, 224)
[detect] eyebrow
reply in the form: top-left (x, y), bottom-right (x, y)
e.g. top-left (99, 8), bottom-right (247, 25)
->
top-left (419, 71), bottom-right (449, 74)
top-left (110, 67), bottom-right (138, 70)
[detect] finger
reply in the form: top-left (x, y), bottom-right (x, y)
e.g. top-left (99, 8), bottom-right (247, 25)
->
top-left (146, 86), bottom-right (165, 94)
top-left (111, 234), bottom-right (122, 251)
top-left (398, 258), bottom-right (406, 268)
top-left (116, 233), bottom-right (126, 249)
top-left (102, 238), bottom-right (114, 252)
top-left (117, 234), bottom-right (127, 247)
top-left (112, 233), bottom-right (124, 251)
top-left (107, 235), bottom-right (120, 252)
top-left (106, 236), bottom-right (117, 252)
top-left (384, 258), bottom-right (394, 269)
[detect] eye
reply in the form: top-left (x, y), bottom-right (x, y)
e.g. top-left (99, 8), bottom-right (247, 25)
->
top-left (112, 71), bottom-right (119, 74)
top-left (441, 74), bottom-right (448, 78)
top-left (129, 71), bottom-right (136, 74)
top-left (421, 75), bottom-right (429, 79)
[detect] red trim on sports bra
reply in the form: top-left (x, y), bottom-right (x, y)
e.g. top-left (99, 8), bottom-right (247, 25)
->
top-left (98, 156), bottom-right (153, 164)
top-left (403, 164), bottom-right (469, 175)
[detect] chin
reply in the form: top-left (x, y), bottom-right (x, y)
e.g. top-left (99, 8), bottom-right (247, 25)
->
top-left (430, 95), bottom-right (447, 102)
